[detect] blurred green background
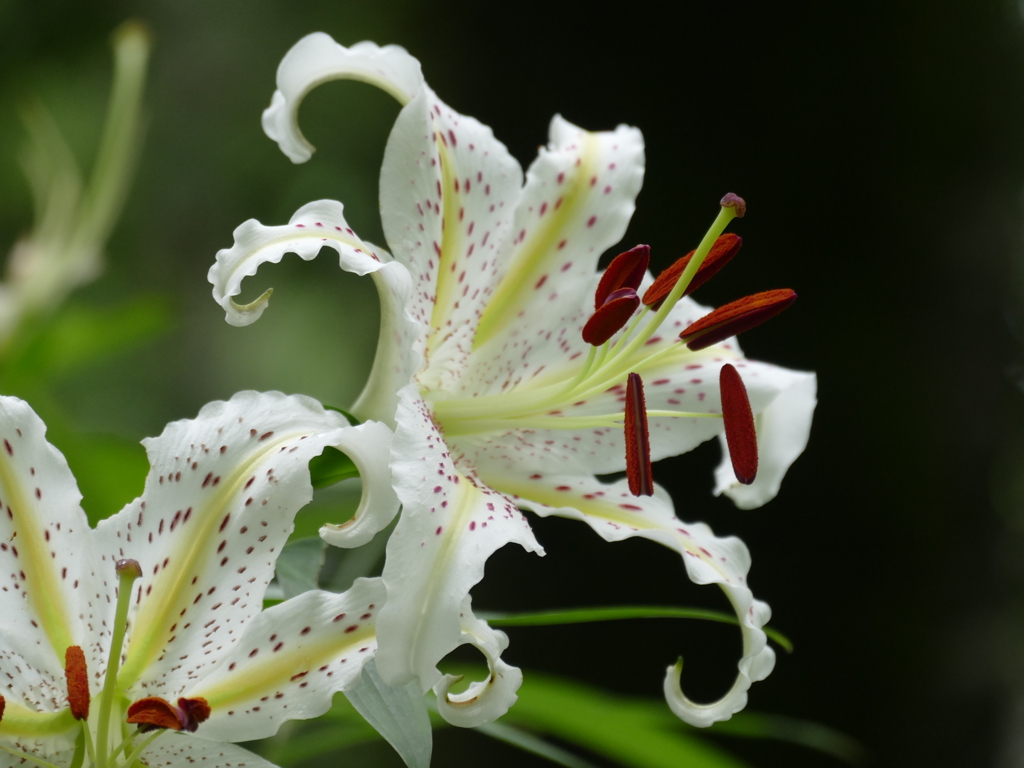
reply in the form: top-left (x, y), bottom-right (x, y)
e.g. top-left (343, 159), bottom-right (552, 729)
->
top-left (2, 0), bottom-right (1024, 766)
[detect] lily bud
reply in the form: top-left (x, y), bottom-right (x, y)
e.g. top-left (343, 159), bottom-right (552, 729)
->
top-left (680, 289), bottom-right (796, 351)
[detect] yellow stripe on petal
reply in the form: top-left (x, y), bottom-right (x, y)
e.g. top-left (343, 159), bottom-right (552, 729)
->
top-left (0, 702), bottom-right (76, 738)
top-left (473, 132), bottom-right (598, 348)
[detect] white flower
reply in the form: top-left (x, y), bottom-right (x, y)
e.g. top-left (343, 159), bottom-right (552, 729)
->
top-left (0, 391), bottom-right (398, 767)
top-left (210, 34), bottom-right (817, 728)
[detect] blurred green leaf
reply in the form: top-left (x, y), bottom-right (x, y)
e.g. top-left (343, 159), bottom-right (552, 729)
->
top-left (714, 712), bottom-right (867, 764)
top-left (7, 296), bottom-right (170, 379)
top-left (476, 721), bottom-right (601, 768)
top-left (59, 430), bottom-right (148, 525)
top-left (496, 671), bottom-right (750, 768)
top-left (309, 445), bottom-right (360, 490)
top-left (274, 537), bottom-right (325, 599)
top-left (482, 606), bottom-right (793, 654)
top-left (345, 658), bottom-right (433, 768)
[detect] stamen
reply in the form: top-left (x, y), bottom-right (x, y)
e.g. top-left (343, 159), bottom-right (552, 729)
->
top-left (594, 244), bottom-right (649, 308)
top-left (0, 693), bottom-right (5, 722)
top-left (624, 373), bottom-right (653, 496)
top-left (64, 646), bottom-right (90, 720)
top-left (642, 233), bottom-right (742, 309)
top-left (719, 364), bottom-right (757, 484)
top-left (127, 697), bottom-right (210, 733)
top-left (582, 288), bottom-right (640, 346)
top-left (680, 289), bottom-right (796, 351)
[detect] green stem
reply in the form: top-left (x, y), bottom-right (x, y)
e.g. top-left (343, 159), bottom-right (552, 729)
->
top-left (120, 729), bottom-right (165, 768)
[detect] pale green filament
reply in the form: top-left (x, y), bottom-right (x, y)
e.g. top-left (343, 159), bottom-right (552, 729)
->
top-left (0, 742), bottom-right (64, 768)
top-left (95, 564), bottom-right (139, 768)
top-left (432, 202), bottom-right (739, 437)
top-left (120, 730), bottom-right (164, 768)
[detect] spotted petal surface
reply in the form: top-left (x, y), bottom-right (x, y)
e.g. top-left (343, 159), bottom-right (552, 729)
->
top-left (375, 386), bottom-right (543, 691)
top-left (134, 733), bottom-right (278, 768)
top-left (477, 469), bottom-right (773, 727)
top-left (96, 391), bottom-right (393, 699)
top-left (0, 396), bottom-right (109, 681)
top-left (186, 577), bottom-right (386, 741)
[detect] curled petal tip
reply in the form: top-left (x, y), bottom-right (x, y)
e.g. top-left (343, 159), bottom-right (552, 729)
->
top-left (681, 288), bottom-right (796, 351)
top-left (228, 287), bottom-right (274, 326)
top-left (64, 646), bottom-right (90, 720)
top-left (115, 558), bottom-right (142, 578)
top-left (720, 364), bottom-right (757, 485)
top-left (720, 193), bottom-right (746, 217)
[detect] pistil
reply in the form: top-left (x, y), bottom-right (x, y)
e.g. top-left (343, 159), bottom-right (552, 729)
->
top-left (95, 559), bottom-right (141, 768)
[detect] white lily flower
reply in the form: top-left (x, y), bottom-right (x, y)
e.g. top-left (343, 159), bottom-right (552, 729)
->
top-left (210, 33), bottom-right (817, 728)
top-left (0, 23), bottom-right (149, 352)
top-left (0, 391), bottom-right (399, 767)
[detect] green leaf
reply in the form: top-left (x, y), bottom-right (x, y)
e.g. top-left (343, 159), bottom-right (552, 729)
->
top-left (273, 537), bottom-right (325, 599)
top-left (344, 658), bottom-right (433, 768)
top-left (8, 296), bottom-right (171, 379)
top-left (481, 606), bottom-right (793, 654)
top-left (58, 431), bottom-right (148, 526)
top-left (309, 445), bottom-right (360, 490)
top-left (476, 721), bottom-right (601, 768)
top-left (712, 712), bottom-right (867, 764)
top-left (496, 672), bottom-right (751, 768)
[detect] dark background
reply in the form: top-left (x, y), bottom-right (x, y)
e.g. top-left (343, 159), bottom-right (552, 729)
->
top-left (2, 1), bottom-right (1023, 766)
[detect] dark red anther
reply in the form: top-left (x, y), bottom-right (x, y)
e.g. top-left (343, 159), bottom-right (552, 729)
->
top-left (680, 289), bottom-right (797, 351)
top-left (0, 694), bottom-right (5, 724)
top-left (720, 193), bottom-right (746, 218)
top-left (65, 646), bottom-right (90, 720)
top-left (720, 364), bottom-right (757, 484)
top-left (127, 696), bottom-right (210, 733)
top-left (641, 234), bottom-right (742, 309)
top-left (594, 244), bottom-right (649, 309)
top-left (624, 373), bottom-right (653, 496)
top-left (582, 288), bottom-right (640, 346)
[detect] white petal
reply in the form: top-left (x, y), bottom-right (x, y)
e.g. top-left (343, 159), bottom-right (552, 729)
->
top-left (464, 116), bottom-right (645, 394)
top-left (374, 386), bottom-right (543, 691)
top-left (478, 469), bottom-right (774, 727)
top-left (318, 421), bottom-right (400, 549)
top-left (262, 34), bottom-right (423, 164)
top-left (378, 87), bottom-right (523, 389)
top-left (0, 396), bottom-right (108, 681)
top-left (714, 369), bottom-right (817, 509)
top-left (207, 200), bottom-right (417, 426)
top-left (433, 597), bottom-right (522, 728)
top-left (134, 732), bottom-right (280, 768)
top-left (97, 391), bottom-right (363, 695)
top-left (0, 740), bottom-right (75, 767)
top-left (186, 578), bottom-right (386, 742)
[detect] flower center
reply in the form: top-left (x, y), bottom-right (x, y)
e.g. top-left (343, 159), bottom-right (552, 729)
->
top-left (0, 559), bottom-right (208, 768)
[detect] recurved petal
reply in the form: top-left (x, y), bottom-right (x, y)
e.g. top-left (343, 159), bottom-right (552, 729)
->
top-left (96, 391), bottom-right (365, 695)
top-left (262, 34), bottom-right (424, 163)
top-left (130, 733), bottom-right (280, 768)
top-left (485, 471), bottom-right (774, 727)
top-left (207, 199), bottom-right (417, 426)
top-left (714, 369), bottom-right (816, 509)
top-left (0, 396), bottom-right (107, 680)
top-left (379, 86), bottom-right (523, 392)
top-left (184, 578), bottom-right (386, 742)
top-left (463, 116), bottom-right (645, 396)
top-left (375, 386), bottom-right (543, 692)
top-left (433, 597), bottom-right (522, 728)
top-left (319, 421), bottom-right (400, 549)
